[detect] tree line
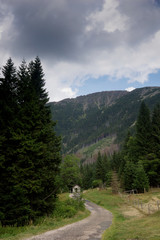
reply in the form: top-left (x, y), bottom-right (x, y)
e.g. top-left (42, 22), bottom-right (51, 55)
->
top-left (0, 58), bottom-right (61, 226)
top-left (59, 152), bottom-right (112, 192)
top-left (62, 101), bottom-right (160, 194)
top-left (112, 101), bottom-right (160, 192)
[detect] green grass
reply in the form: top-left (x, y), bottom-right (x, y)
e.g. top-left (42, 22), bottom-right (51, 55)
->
top-left (83, 188), bottom-right (160, 240)
top-left (0, 194), bottom-right (90, 240)
top-left (80, 137), bottom-right (113, 158)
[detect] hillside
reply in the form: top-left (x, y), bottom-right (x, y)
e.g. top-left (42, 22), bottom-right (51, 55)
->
top-left (49, 87), bottom-right (160, 162)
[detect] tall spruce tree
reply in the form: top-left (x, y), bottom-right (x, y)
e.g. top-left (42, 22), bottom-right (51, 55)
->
top-left (81, 162), bottom-right (96, 189)
top-left (144, 103), bottom-right (160, 186)
top-left (123, 161), bottom-right (136, 191)
top-left (95, 152), bottom-right (106, 183)
top-left (0, 58), bottom-right (61, 226)
top-left (152, 104), bottom-right (160, 158)
top-left (0, 58), bottom-right (24, 226)
top-left (132, 161), bottom-right (149, 193)
top-left (136, 101), bottom-right (152, 157)
top-left (19, 57), bottom-right (61, 220)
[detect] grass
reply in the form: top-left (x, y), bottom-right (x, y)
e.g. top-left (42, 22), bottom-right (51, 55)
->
top-left (80, 137), bottom-right (113, 158)
top-left (83, 188), bottom-right (160, 240)
top-left (0, 193), bottom-right (90, 240)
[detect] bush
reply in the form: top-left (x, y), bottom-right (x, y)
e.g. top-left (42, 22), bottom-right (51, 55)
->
top-left (92, 179), bottom-right (103, 188)
top-left (53, 198), bottom-right (85, 218)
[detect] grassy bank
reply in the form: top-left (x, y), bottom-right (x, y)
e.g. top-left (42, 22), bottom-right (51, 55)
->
top-left (0, 194), bottom-right (90, 240)
top-left (83, 188), bottom-right (160, 240)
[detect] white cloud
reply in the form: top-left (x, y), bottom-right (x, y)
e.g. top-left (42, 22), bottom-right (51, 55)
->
top-left (125, 87), bottom-right (135, 92)
top-left (46, 28), bottom-right (160, 101)
top-left (86, 0), bottom-right (129, 33)
top-left (61, 87), bottom-right (77, 98)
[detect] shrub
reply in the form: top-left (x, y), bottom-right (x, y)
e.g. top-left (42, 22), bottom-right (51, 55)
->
top-left (53, 198), bottom-right (85, 218)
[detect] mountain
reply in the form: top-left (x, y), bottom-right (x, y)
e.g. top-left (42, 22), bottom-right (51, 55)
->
top-left (49, 87), bottom-right (160, 163)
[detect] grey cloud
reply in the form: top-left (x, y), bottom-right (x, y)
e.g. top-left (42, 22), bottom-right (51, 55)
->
top-left (1, 0), bottom-right (160, 64)
top-left (118, 0), bottom-right (160, 46)
top-left (84, 0), bottom-right (160, 53)
top-left (1, 0), bottom-right (103, 61)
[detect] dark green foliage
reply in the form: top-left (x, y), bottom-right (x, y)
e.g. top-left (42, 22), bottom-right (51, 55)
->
top-left (132, 161), bottom-right (149, 193)
top-left (95, 152), bottom-right (104, 182)
top-left (151, 104), bottom-right (160, 158)
top-left (53, 198), bottom-right (85, 219)
top-left (60, 155), bottom-right (81, 191)
top-left (95, 152), bottom-right (111, 184)
top-left (80, 152), bottom-right (111, 189)
top-left (136, 102), bottom-right (152, 157)
top-left (0, 58), bottom-right (24, 226)
top-left (0, 58), bottom-right (61, 226)
top-left (147, 104), bottom-right (160, 185)
top-left (123, 161), bottom-right (136, 191)
top-left (114, 101), bottom-right (160, 191)
top-left (106, 171), bottom-right (112, 187)
top-left (80, 163), bottom-right (96, 189)
top-left (92, 179), bottom-right (103, 188)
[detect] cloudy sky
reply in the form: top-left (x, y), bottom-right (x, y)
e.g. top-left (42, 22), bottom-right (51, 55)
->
top-left (1, 0), bottom-right (160, 101)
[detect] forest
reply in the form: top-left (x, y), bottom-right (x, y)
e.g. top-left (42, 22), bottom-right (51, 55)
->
top-left (79, 101), bottom-right (160, 193)
top-left (56, 100), bottom-right (160, 196)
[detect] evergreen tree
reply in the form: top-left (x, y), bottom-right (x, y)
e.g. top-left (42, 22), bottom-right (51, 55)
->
top-left (19, 57), bottom-right (61, 219)
top-left (95, 152), bottom-right (105, 183)
top-left (143, 104), bottom-right (160, 186)
top-left (124, 136), bottom-right (139, 163)
top-left (0, 58), bottom-right (18, 130)
top-left (0, 58), bottom-right (24, 226)
top-left (0, 58), bottom-right (61, 226)
top-left (151, 104), bottom-right (160, 158)
top-left (115, 102), bottom-right (160, 190)
top-left (111, 151), bottom-right (121, 172)
top-left (136, 101), bottom-right (152, 157)
top-left (29, 56), bottom-right (48, 103)
top-left (81, 163), bottom-right (96, 189)
top-left (123, 161), bottom-right (136, 191)
top-left (132, 161), bottom-right (149, 193)
top-left (143, 153), bottom-right (160, 187)
top-left (103, 153), bottom-right (111, 173)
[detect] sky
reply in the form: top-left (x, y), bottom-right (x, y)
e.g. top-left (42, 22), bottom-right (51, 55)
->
top-left (0, 0), bottom-right (160, 102)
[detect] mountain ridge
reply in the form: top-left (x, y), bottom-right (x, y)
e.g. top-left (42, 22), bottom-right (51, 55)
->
top-left (49, 86), bottom-right (160, 163)
top-left (51, 90), bottom-right (128, 109)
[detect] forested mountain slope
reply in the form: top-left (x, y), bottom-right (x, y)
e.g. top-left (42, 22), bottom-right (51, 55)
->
top-left (49, 87), bottom-right (160, 161)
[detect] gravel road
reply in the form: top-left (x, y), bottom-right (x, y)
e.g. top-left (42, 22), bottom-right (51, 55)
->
top-left (26, 200), bottom-right (112, 240)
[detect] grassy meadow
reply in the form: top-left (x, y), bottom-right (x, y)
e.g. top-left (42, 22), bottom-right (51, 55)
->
top-left (83, 188), bottom-right (160, 240)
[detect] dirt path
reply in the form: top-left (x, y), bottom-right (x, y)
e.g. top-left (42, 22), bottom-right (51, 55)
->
top-left (26, 200), bottom-right (112, 240)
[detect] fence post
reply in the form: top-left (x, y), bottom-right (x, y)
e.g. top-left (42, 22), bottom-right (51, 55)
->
top-left (134, 200), bottom-right (137, 207)
top-left (148, 204), bottom-right (151, 214)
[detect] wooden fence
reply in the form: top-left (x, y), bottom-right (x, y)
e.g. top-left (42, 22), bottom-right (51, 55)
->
top-left (118, 190), bottom-right (160, 215)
